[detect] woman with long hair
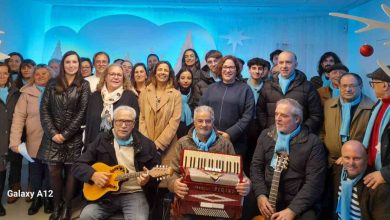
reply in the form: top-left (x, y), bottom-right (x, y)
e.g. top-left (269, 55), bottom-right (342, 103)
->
top-left (84, 63), bottom-right (139, 145)
top-left (0, 63), bottom-right (19, 216)
top-left (138, 61), bottom-right (181, 219)
top-left (38, 51), bottom-right (90, 220)
top-left (9, 64), bottom-right (54, 215)
top-left (175, 68), bottom-right (195, 138)
top-left (180, 48), bottom-right (203, 86)
top-left (131, 63), bottom-right (148, 95)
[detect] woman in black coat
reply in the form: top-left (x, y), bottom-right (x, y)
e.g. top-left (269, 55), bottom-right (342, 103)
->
top-left (84, 64), bottom-right (139, 145)
top-left (38, 51), bottom-right (90, 220)
top-left (0, 63), bottom-right (19, 216)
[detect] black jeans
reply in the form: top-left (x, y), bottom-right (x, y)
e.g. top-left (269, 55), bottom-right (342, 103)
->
top-left (29, 159), bottom-right (51, 197)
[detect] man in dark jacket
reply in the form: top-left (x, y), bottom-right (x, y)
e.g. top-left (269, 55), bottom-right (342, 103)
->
top-left (72, 106), bottom-right (160, 220)
top-left (256, 50), bottom-right (323, 133)
top-left (332, 140), bottom-right (390, 220)
top-left (251, 98), bottom-right (327, 220)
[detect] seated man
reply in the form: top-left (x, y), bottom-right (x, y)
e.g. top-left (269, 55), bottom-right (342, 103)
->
top-left (333, 140), bottom-right (390, 220)
top-left (167, 105), bottom-right (251, 219)
top-left (72, 106), bottom-right (160, 220)
top-left (251, 98), bottom-right (327, 220)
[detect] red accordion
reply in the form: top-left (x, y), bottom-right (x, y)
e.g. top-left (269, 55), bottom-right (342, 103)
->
top-left (176, 149), bottom-right (243, 219)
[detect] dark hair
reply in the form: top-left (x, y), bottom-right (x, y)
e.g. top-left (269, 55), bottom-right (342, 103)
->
top-left (48, 58), bottom-right (61, 65)
top-left (205, 50), bottom-right (222, 61)
top-left (92, 51), bottom-right (110, 65)
top-left (176, 67), bottom-right (194, 89)
top-left (20, 59), bottom-right (36, 70)
top-left (5, 52), bottom-right (24, 72)
top-left (339, 72), bottom-right (363, 87)
top-left (181, 49), bottom-right (201, 71)
top-left (0, 63), bottom-right (12, 88)
top-left (247, 57), bottom-right (271, 70)
top-left (317, 52), bottom-right (341, 76)
top-left (113, 58), bottom-right (124, 64)
top-left (147, 61), bottom-right (176, 89)
top-left (81, 57), bottom-right (92, 67)
top-left (216, 55), bottom-right (243, 81)
top-left (131, 63), bottom-right (147, 90)
top-left (269, 49), bottom-right (282, 62)
top-left (147, 54), bottom-right (159, 61)
top-left (55, 51), bottom-right (84, 93)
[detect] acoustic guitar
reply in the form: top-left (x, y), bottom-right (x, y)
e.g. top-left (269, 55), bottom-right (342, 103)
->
top-left (83, 162), bottom-right (173, 201)
top-left (253, 152), bottom-right (289, 220)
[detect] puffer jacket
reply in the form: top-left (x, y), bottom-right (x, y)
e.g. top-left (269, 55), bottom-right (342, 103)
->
top-left (256, 70), bottom-right (323, 133)
top-left (0, 86), bottom-right (19, 171)
top-left (37, 80), bottom-right (90, 163)
top-left (193, 70), bottom-right (217, 106)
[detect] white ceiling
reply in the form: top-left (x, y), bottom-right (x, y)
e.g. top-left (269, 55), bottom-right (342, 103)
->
top-left (33, 0), bottom-right (372, 11)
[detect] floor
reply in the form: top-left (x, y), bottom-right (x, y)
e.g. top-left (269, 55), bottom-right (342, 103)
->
top-left (1, 159), bottom-right (83, 220)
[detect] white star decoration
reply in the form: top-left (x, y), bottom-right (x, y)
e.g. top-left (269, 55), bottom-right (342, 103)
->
top-left (0, 30), bottom-right (9, 60)
top-left (221, 29), bottom-right (251, 53)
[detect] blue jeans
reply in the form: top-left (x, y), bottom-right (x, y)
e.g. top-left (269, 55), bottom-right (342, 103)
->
top-left (79, 192), bottom-right (149, 220)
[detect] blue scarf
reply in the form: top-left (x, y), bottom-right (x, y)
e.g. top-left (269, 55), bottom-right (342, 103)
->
top-left (181, 90), bottom-right (193, 126)
top-left (35, 84), bottom-right (46, 106)
top-left (115, 135), bottom-right (133, 147)
top-left (0, 87), bottom-right (8, 104)
top-left (278, 72), bottom-right (296, 95)
top-left (192, 129), bottom-right (217, 151)
top-left (329, 83), bottom-right (340, 98)
top-left (322, 74), bottom-right (331, 87)
top-left (271, 125), bottom-right (301, 168)
top-left (362, 101), bottom-right (390, 170)
top-left (209, 71), bottom-right (221, 82)
top-left (22, 78), bottom-right (28, 85)
top-left (247, 80), bottom-right (263, 105)
top-left (339, 95), bottom-right (362, 143)
top-left (336, 167), bottom-right (365, 220)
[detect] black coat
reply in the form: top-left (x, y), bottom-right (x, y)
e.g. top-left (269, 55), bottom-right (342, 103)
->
top-left (193, 70), bottom-right (216, 107)
top-left (256, 70), bottom-right (323, 133)
top-left (0, 86), bottom-right (19, 169)
top-left (84, 90), bottom-right (140, 145)
top-left (250, 125), bottom-right (327, 216)
top-left (71, 129), bottom-right (161, 207)
top-left (38, 80), bottom-right (90, 163)
top-left (332, 165), bottom-right (390, 220)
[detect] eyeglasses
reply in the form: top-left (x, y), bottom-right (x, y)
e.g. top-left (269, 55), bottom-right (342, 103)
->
top-left (369, 81), bottom-right (387, 88)
top-left (114, 119), bottom-right (135, 126)
top-left (340, 84), bottom-right (360, 90)
top-left (222, 66), bottom-right (236, 71)
top-left (108, 73), bottom-right (123, 78)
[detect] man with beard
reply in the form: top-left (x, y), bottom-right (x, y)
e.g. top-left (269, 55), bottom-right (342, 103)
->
top-left (310, 52), bottom-right (342, 89)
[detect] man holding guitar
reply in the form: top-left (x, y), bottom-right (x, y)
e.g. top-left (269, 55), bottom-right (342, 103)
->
top-left (251, 98), bottom-right (327, 220)
top-left (72, 106), bottom-right (160, 220)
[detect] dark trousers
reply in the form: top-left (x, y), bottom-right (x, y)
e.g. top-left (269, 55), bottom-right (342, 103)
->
top-left (29, 159), bottom-right (50, 196)
top-left (149, 188), bottom-right (172, 220)
top-left (7, 150), bottom-right (22, 187)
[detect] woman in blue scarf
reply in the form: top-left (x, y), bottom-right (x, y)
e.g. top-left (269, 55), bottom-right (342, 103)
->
top-left (0, 63), bottom-right (20, 216)
top-left (9, 64), bottom-right (54, 215)
top-left (176, 68), bottom-right (196, 138)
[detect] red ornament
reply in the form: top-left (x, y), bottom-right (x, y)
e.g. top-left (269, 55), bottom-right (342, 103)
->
top-left (360, 44), bottom-right (374, 57)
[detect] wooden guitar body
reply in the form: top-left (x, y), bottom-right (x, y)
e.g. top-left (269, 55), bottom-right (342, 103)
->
top-left (83, 162), bottom-right (127, 201)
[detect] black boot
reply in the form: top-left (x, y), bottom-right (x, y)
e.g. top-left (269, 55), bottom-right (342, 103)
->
top-left (28, 197), bottom-right (42, 215)
top-left (44, 197), bottom-right (54, 214)
top-left (49, 202), bottom-right (63, 220)
top-left (60, 206), bottom-right (72, 220)
top-left (0, 203), bottom-right (5, 216)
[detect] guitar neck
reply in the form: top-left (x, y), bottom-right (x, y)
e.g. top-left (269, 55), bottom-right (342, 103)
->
top-left (268, 170), bottom-right (282, 209)
top-left (116, 171), bottom-right (143, 182)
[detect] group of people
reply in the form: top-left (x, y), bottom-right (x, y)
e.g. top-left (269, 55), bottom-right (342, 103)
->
top-left (0, 48), bottom-right (389, 220)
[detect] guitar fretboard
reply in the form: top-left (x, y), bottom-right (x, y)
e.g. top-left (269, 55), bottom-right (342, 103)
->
top-left (115, 172), bottom-right (143, 181)
top-left (268, 170), bottom-right (282, 209)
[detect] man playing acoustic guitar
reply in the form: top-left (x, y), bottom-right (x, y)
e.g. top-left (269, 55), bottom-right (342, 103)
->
top-left (251, 98), bottom-right (327, 220)
top-left (72, 106), bottom-right (160, 220)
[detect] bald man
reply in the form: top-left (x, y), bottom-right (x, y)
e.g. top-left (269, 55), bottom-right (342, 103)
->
top-left (256, 50), bottom-right (323, 133)
top-left (332, 140), bottom-right (390, 220)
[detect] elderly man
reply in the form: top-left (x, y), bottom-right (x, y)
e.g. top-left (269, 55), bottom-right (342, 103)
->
top-left (251, 98), bottom-right (327, 220)
top-left (333, 140), bottom-right (390, 220)
top-left (257, 50), bottom-right (323, 133)
top-left (323, 73), bottom-right (374, 166)
top-left (362, 66), bottom-right (390, 190)
top-left (72, 106), bottom-right (160, 220)
top-left (85, 51), bottom-right (110, 92)
top-left (310, 52), bottom-right (343, 89)
top-left (317, 64), bottom-right (349, 105)
top-left (167, 105), bottom-right (251, 219)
